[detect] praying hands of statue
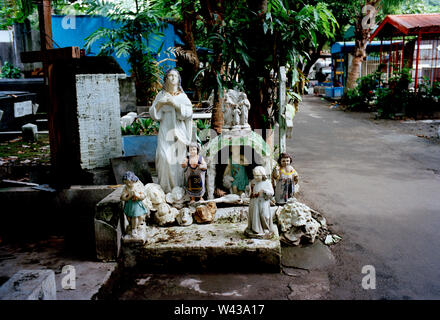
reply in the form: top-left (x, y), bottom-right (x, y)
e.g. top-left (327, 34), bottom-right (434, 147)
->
top-left (250, 191), bottom-right (265, 199)
top-left (132, 190), bottom-right (145, 202)
top-left (189, 163), bottom-right (199, 169)
top-left (157, 94), bottom-right (179, 111)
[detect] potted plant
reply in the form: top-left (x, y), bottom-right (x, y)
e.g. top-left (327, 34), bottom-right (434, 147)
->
top-left (121, 117), bottom-right (212, 160)
top-left (121, 117), bottom-right (159, 161)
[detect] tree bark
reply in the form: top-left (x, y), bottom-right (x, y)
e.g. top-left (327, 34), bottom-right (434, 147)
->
top-left (345, 1), bottom-right (380, 91)
top-left (181, 1), bottom-right (199, 74)
top-left (345, 21), bottom-right (370, 90)
top-left (243, 0), bottom-right (269, 132)
top-left (200, 0), bottom-right (225, 134)
top-left (175, 0), bottom-right (201, 101)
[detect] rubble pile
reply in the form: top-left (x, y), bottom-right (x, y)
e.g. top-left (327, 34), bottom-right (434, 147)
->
top-left (276, 198), bottom-right (337, 246)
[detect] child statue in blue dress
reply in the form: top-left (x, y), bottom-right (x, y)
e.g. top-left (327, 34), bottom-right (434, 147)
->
top-left (120, 171), bottom-right (150, 235)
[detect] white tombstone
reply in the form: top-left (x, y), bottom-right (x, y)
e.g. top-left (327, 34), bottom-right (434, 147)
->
top-left (75, 74), bottom-right (124, 169)
top-left (21, 123), bottom-right (38, 142)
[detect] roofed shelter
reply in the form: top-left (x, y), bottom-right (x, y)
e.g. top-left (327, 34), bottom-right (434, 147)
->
top-left (370, 13), bottom-right (440, 89)
top-left (330, 41), bottom-right (402, 88)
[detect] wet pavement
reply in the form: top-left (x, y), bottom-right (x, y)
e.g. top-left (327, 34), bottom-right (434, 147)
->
top-left (291, 96), bottom-right (440, 299)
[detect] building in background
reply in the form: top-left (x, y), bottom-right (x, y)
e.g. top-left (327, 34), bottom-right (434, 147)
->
top-left (370, 13), bottom-right (440, 90)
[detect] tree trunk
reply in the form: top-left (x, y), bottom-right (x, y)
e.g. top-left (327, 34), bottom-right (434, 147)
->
top-left (176, 1), bottom-right (201, 101)
top-left (181, 1), bottom-right (199, 74)
top-left (345, 27), bottom-right (370, 90)
top-left (200, 0), bottom-right (225, 134)
top-left (210, 52), bottom-right (224, 135)
top-left (243, 0), bottom-right (269, 132)
top-left (345, 3), bottom-right (377, 91)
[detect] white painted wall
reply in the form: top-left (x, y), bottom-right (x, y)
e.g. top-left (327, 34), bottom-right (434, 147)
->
top-left (0, 30), bottom-right (13, 43)
top-left (75, 74), bottom-right (124, 169)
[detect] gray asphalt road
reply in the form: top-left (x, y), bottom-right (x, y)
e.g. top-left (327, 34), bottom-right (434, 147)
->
top-left (290, 95), bottom-right (440, 299)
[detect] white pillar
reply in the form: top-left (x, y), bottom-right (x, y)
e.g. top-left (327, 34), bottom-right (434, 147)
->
top-left (278, 66), bottom-right (287, 155)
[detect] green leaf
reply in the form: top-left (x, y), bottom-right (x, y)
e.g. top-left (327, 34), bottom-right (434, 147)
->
top-left (263, 21), bottom-right (268, 34)
top-left (288, 91), bottom-right (302, 102)
top-left (156, 40), bottom-right (165, 54)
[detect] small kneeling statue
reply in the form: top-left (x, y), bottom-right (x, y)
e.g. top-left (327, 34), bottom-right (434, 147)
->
top-left (245, 166), bottom-right (276, 239)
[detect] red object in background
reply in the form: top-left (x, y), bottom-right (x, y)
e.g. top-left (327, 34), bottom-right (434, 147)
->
top-left (370, 13), bottom-right (440, 91)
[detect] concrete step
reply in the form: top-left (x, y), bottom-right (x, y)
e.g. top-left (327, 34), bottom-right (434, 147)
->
top-left (0, 130), bottom-right (48, 142)
top-left (122, 222), bottom-right (281, 273)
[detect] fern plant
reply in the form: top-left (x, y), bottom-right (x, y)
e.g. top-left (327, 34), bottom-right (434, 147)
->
top-left (121, 117), bottom-right (160, 136)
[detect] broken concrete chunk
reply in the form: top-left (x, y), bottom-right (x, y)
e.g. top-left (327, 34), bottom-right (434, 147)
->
top-left (0, 270), bottom-right (56, 300)
top-left (145, 183), bottom-right (166, 210)
top-left (276, 198), bottom-right (325, 245)
top-left (176, 207), bottom-right (194, 226)
top-left (283, 228), bottom-right (304, 246)
top-left (154, 203), bottom-right (178, 226)
top-left (194, 202), bottom-right (216, 224)
top-left (324, 234), bottom-right (342, 245)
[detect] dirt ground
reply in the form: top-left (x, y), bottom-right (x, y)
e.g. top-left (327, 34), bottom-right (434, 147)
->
top-left (328, 98), bottom-right (440, 142)
top-left (371, 118), bottom-right (440, 142)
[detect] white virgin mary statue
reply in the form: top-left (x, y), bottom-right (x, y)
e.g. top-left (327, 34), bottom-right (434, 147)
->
top-left (149, 69), bottom-right (193, 193)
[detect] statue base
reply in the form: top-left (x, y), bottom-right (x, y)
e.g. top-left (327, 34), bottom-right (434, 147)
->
top-left (121, 218), bottom-right (281, 272)
top-left (244, 228), bottom-right (275, 240)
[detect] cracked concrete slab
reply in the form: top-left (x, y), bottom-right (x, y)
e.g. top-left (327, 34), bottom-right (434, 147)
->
top-left (0, 269), bottom-right (56, 300)
top-left (287, 271), bottom-right (330, 300)
top-left (111, 270), bottom-right (331, 300)
top-left (281, 241), bottom-right (336, 270)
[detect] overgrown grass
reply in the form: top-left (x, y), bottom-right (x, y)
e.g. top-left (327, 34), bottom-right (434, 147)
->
top-left (0, 135), bottom-right (50, 165)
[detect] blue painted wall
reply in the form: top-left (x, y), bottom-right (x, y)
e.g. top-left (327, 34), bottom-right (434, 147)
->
top-left (51, 15), bottom-right (177, 75)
